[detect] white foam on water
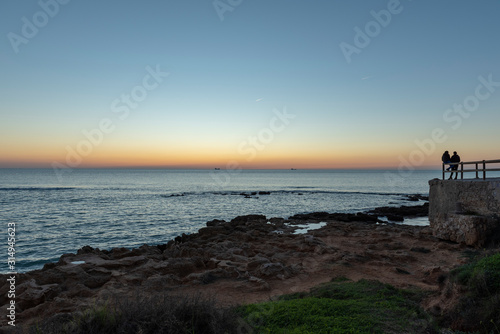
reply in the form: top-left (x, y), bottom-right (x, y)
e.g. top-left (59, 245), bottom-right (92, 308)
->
top-left (292, 222), bottom-right (327, 234)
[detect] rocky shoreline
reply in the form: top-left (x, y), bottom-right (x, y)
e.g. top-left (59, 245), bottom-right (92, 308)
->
top-left (0, 199), bottom-right (468, 328)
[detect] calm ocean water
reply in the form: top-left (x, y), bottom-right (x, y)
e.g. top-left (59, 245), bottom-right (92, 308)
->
top-left (0, 169), bottom-right (440, 273)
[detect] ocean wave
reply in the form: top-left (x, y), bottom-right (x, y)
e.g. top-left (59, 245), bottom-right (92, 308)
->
top-left (0, 187), bottom-right (77, 191)
top-left (159, 190), bottom-right (422, 198)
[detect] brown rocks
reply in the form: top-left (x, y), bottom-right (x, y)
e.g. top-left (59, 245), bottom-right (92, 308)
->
top-left (0, 204), bottom-right (471, 328)
top-left (246, 256), bottom-right (270, 271)
top-left (258, 262), bottom-right (296, 280)
top-left (247, 276), bottom-right (270, 291)
top-left (367, 202), bottom-right (429, 219)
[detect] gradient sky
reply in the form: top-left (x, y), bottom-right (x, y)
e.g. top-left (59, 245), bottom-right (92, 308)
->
top-left (1, 0), bottom-right (499, 169)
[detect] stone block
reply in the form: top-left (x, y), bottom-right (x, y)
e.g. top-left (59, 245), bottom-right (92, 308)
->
top-left (430, 213), bottom-right (498, 247)
top-left (429, 178), bottom-right (500, 246)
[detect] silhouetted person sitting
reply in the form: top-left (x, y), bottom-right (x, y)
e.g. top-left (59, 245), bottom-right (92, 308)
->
top-left (449, 151), bottom-right (461, 180)
top-left (441, 151), bottom-right (452, 171)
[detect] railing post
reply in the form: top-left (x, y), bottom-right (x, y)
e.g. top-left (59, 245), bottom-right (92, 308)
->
top-left (439, 159), bottom-right (497, 181)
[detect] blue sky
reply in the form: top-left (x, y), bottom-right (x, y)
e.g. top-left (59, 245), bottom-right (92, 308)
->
top-left (1, 0), bottom-right (499, 169)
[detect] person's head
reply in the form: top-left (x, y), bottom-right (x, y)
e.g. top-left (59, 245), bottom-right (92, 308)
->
top-left (453, 151), bottom-right (457, 155)
top-left (445, 151), bottom-right (449, 154)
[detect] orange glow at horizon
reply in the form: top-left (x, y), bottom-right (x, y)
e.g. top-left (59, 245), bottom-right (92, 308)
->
top-left (0, 143), bottom-right (443, 169)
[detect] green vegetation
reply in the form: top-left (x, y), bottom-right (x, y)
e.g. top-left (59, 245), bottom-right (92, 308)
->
top-left (238, 278), bottom-right (435, 333)
top-left (18, 254), bottom-right (500, 334)
top-left (17, 278), bottom-right (438, 334)
top-left (446, 251), bottom-right (500, 333)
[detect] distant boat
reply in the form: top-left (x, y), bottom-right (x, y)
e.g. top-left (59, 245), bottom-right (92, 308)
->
top-left (291, 168), bottom-right (297, 170)
top-left (214, 168), bottom-right (221, 170)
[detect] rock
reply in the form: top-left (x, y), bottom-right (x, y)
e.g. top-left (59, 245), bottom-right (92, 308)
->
top-left (405, 194), bottom-right (429, 201)
top-left (384, 242), bottom-right (406, 250)
top-left (230, 215), bottom-right (267, 225)
top-left (246, 256), bottom-right (270, 271)
top-left (431, 213), bottom-right (499, 247)
top-left (206, 219), bottom-right (226, 227)
top-left (156, 244), bottom-right (168, 252)
top-left (259, 263), bottom-right (285, 277)
top-left (77, 245), bottom-right (95, 254)
top-left (82, 269), bottom-right (112, 289)
top-left (144, 274), bottom-right (181, 288)
top-left (428, 179), bottom-right (500, 246)
top-left (289, 212), bottom-right (330, 221)
top-left (355, 213), bottom-right (378, 223)
top-left (367, 203), bottom-right (429, 218)
top-left (396, 268), bottom-right (411, 275)
top-left (31, 268), bottom-right (66, 286)
top-left (15, 279), bottom-right (61, 310)
top-left (60, 282), bottom-right (93, 298)
top-left (198, 226), bottom-right (227, 238)
top-left (386, 214), bottom-right (404, 222)
top-left (258, 262), bottom-right (296, 279)
top-left (2, 201), bottom-right (473, 328)
top-left (411, 247), bottom-right (431, 254)
top-left (108, 247), bottom-right (133, 259)
top-left (184, 269), bottom-right (229, 284)
top-left (247, 276), bottom-right (270, 291)
top-left (164, 258), bottom-right (197, 277)
top-left (269, 217), bottom-right (286, 228)
top-left (174, 233), bottom-right (190, 243)
top-left (240, 192), bottom-right (257, 198)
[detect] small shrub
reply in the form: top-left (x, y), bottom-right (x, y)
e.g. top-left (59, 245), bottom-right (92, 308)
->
top-left (446, 252), bottom-right (500, 333)
top-left (470, 253), bottom-right (500, 294)
top-left (23, 293), bottom-right (239, 334)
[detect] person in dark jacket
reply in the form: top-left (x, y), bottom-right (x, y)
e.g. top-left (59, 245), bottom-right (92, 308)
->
top-left (442, 151), bottom-right (452, 171)
top-left (449, 151), bottom-right (461, 180)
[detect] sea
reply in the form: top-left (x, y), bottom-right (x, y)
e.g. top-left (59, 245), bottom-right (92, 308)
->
top-left (0, 168), bottom-right (440, 274)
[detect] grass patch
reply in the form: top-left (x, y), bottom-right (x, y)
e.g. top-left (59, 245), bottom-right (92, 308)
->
top-left (238, 279), bottom-right (435, 333)
top-left (446, 251), bottom-right (500, 333)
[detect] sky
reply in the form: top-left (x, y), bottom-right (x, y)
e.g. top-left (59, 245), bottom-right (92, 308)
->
top-left (1, 0), bottom-right (499, 170)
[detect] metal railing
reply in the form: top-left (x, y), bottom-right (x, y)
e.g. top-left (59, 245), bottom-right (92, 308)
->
top-left (443, 159), bottom-right (500, 180)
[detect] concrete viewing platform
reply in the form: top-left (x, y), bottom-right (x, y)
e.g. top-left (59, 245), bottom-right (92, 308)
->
top-left (429, 178), bottom-right (500, 246)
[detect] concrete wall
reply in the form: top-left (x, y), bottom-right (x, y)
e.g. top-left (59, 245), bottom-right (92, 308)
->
top-left (428, 178), bottom-right (500, 246)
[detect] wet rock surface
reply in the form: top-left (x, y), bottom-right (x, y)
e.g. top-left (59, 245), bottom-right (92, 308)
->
top-left (0, 202), bottom-right (469, 327)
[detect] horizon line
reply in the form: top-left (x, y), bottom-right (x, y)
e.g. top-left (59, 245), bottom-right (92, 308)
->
top-left (0, 166), bottom-right (441, 171)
